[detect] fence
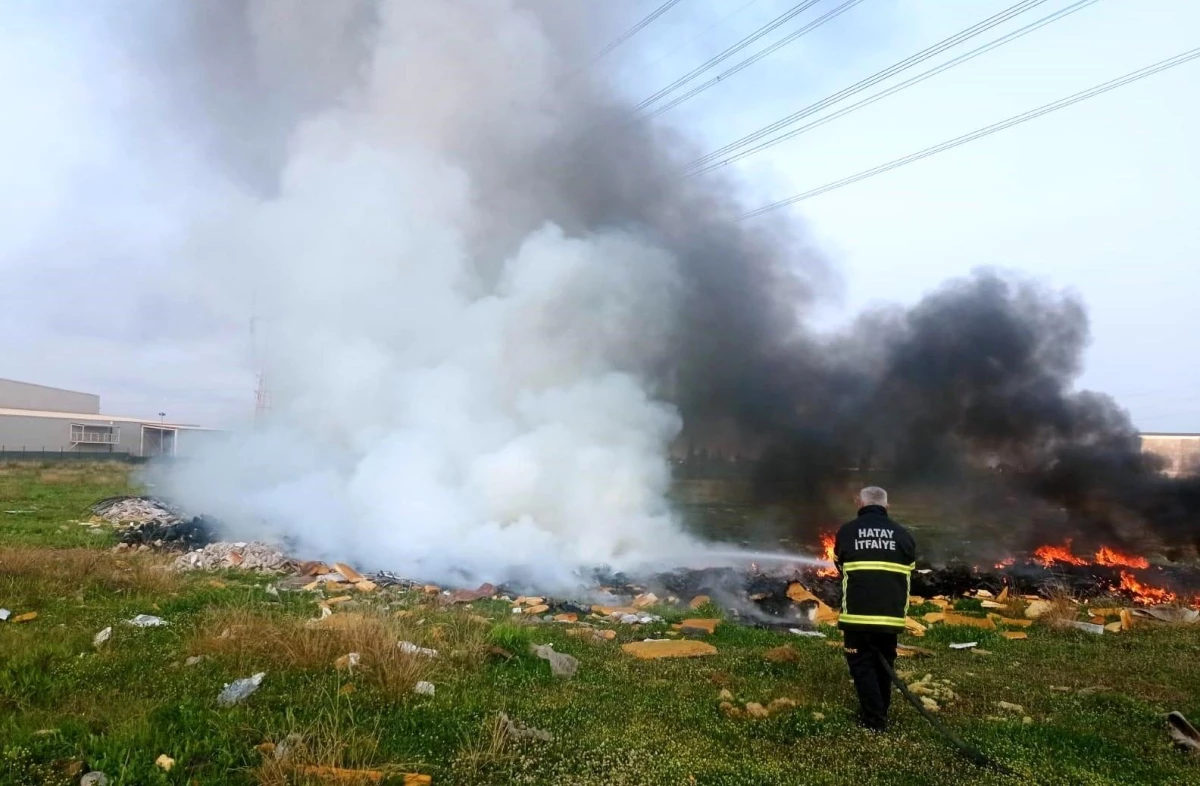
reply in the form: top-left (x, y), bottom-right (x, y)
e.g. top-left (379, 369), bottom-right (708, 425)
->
top-left (0, 448), bottom-right (148, 464)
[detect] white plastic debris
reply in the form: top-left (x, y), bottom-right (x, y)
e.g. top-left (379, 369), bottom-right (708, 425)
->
top-left (949, 642), bottom-right (978, 650)
top-left (0, 609), bottom-right (10, 622)
top-left (788, 628), bottom-right (827, 638)
top-left (413, 680), bottom-right (436, 696)
top-left (511, 607), bottom-right (523, 615)
top-left (265, 584), bottom-right (280, 597)
top-left (93, 627), bottom-right (112, 647)
top-left (618, 614), bottom-right (640, 624)
top-left (80, 772), bottom-right (109, 786)
top-left (532, 643), bottom-right (579, 679)
top-left (127, 614), bottom-right (167, 628)
top-left (217, 672), bottom-right (265, 706)
top-left (398, 641), bottom-right (439, 658)
top-left (1062, 620), bottom-right (1105, 635)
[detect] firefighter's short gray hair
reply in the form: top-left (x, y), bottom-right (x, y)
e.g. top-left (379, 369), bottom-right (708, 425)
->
top-left (859, 486), bottom-right (888, 507)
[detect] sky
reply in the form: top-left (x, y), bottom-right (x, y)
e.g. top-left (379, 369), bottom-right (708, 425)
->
top-left (0, 0), bottom-right (1196, 432)
top-left (615, 0), bottom-right (1200, 432)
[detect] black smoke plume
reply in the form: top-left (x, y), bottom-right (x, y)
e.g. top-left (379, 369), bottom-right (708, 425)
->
top-left (57, 1), bottom-right (1197, 561)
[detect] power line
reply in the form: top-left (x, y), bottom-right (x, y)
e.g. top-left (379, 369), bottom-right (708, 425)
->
top-left (563, 0), bottom-right (688, 80)
top-left (640, 0), bottom-right (869, 121)
top-left (617, 0), bottom-right (770, 80)
top-left (691, 0), bottom-right (1103, 175)
top-left (635, 0), bottom-right (827, 112)
top-left (689, 0), bottom-right (1066, 172)
top-left (740, 46), bottom-right (1200, 220)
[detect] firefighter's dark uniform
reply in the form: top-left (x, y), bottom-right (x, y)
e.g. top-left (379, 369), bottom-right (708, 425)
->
top-left (835, 504), bottom-right (916, 730)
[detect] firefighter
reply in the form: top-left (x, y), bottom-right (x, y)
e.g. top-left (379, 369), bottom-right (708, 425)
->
top-left (834, 486), bottom-right (917, 731)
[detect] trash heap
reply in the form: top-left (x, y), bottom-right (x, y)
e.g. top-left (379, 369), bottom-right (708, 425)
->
top-left (174, 542), bottom-right (292, 572)
top-left (118, 516), bottom-right (218, 552)
top-left (91, 496), bottom-right (181, 524)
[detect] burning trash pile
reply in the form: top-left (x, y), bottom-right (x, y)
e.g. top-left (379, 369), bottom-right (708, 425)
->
top-left (92, 495), bottom-right (220, 553)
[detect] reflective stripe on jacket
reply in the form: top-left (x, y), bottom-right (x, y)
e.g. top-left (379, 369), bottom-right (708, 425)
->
top-left (835, 505), bottom-right (917, 632)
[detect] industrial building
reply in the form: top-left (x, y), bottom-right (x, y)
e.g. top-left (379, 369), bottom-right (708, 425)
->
top-left (0, 378), bottom-right (219, 459)
top-left (1140, 432), bottom-right (1200, 478)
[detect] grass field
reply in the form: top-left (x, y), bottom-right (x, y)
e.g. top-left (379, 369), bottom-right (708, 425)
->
top-left (2, 461), bottom-right (1199, 785)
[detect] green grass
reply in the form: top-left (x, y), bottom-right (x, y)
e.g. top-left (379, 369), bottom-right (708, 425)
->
top-left (2, 462), bottom-right (1200, 785)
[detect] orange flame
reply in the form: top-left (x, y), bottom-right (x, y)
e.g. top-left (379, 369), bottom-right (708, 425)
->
top-left (1118, 571), bottom-right (1176, 606)
top-left (1094, 546), bottom-right (1149, 569)
top-left (1033, 541), bottom-right (1088, 567)
top-left (816, 534), bottom-right (838, 577)
top-left (994, 557), bottom-right (1015, 570)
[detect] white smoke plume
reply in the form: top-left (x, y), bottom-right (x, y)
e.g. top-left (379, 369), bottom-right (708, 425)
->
top-left (1, 0), bottom-right (821, 588)
top-left (146, 0), bottom-right (760, 587)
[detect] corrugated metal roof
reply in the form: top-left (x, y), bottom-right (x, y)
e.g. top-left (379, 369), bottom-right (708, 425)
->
top-left (0, 407), bottom-right (217, 430)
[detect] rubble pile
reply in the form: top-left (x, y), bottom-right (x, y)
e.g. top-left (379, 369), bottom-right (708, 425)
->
top-left (91, 496), bottom-right (180, 524)
top-left (118, 516), bottom-right (218, 551)
top-left (174, 542), bottom-right (292, 572)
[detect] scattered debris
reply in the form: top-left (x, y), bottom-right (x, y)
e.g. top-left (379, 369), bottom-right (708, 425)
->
top-left (905, 617), bottom-right (927, 637)
top-left (718, 688), bottom-right (735, 701)
top-left (443, 583), bottom-right (496, 604)
top-left (0, 609), bottom-right (9, 622)
top-left (413, 681), bottom-right (436, 696)
top-left (93, 627), bottom-right (112, 647)
top-left (127, 614), bottom-right (167, 628)
top-left (1024, 600), bottom-right (1053, 619)
top-left (622, 640), bottom-right (718, 659)
top-left (949, 642), bottom-right (977, 650)
top-left (689, 595), bottom-right (711, 609)
top-left (217, 672), bottom-right (265, 706)
top-left (788, 628), bottom-right (826, 638)
top-left (532, 644), bottom-right (579, 679)
top-left (354, 580), bottom-right (378, 593)
top-left (398, 642), bottom-right (439, 658)
top-left (997, 701), bottom-right (1025, 714)
top-left (12, 611), bottom-right (37, 623)
top-left (553, 613), bottom-right (578, 623)
top-left (1000, 631), bottom-right (1028, 640)
top-left (185, 655), bottom-right (205, 667)
top-left (175, 542), bottom-right (290, 572)
top-left (921, 697), bottom-right (940, 712)
top-left (632, 593), bottom-right (659, 609)
top-left (524, 604), bottom-right (550, 615)
top-left (1135, 607), bottom-right (1200, 625)
top-left (1060, 620), bottom-right (1105, 635)
top-left (500, 712), bottom-right (553, 742)
top-left (1167, 711), bottom-right (1200, 754)
top-left (80, 772), bottom-right (108, 786)
top-left (896, 644), bottom-right (935, 658)
top-left (906, 674), bottom-right (958, 705)
top-left (155, 754), bottom-right (175, 772)
top-left (333, 562), bottom-right (365, 583)
top-left (679, 618), bottom-right (720, 634)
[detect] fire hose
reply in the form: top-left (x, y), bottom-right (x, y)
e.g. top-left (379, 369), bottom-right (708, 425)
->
top-left (876, 650), bottom-right (1016, 776)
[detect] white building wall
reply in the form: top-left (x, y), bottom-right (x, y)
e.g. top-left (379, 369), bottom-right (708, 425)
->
top-left (0, 379), bottom-right (100, 414)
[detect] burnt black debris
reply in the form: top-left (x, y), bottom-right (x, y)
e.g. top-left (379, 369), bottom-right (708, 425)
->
top-left (118, 516), bottom-right (219, 551)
